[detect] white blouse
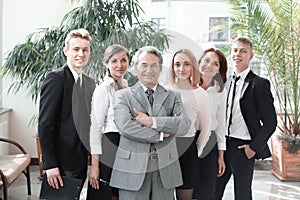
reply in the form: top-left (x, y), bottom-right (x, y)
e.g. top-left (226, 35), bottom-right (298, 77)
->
top-left (175, 87), bottom-right (212, 156)
top-left (206, 83), bottom-right (227, 150)
top-left (89, 76), bottom-right (127, 154)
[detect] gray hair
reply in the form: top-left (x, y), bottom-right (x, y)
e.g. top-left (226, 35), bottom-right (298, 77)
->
top-left (133, 46), bottom-right (163, 66)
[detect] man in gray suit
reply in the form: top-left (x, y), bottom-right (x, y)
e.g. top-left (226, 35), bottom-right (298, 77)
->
top-left (110, 46), bottom-right (191, 200)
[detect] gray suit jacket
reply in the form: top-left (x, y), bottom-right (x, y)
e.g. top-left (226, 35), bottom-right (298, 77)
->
top-left (110, 82), bottom-right (191, 191)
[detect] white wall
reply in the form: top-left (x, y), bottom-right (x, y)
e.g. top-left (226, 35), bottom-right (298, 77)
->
top-left (140, 0), bottom-right (231, 85)
top-left (2, 0), bottom-right (81, 156)
top-left (140, 0), bottom-right (231, 46)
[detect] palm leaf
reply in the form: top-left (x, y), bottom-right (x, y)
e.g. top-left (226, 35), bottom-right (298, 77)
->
top-left (226, 0), bottom-right (300, 139)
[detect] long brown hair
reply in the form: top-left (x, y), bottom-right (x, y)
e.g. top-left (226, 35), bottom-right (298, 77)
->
top-left (198, 48), bottom-right (227, 91)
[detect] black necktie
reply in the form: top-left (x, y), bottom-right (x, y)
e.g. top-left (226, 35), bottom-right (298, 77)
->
top-left (145, 89), bottom-right (156, 153)
top-left (145, 89), bottom-right (154, 107)
top-left (228, 76), bottom-right (240, 135)
top-left (76, 76), bottom-right (82, 88)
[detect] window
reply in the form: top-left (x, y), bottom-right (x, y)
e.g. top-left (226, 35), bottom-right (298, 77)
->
top-left (209, 17), bottom-right (229, 42)
top-left (151, 17), bottom-right (166, 30)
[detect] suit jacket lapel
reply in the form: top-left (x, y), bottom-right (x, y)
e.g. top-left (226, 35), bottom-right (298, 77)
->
top-left (240, 81), bottom-right (249, 97)
top-left (152, 84), bottom-right (169, 116)
top-left (240, 70), bottom-right (254, 98)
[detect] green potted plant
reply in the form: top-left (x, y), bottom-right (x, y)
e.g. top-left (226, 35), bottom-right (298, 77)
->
top-left (225, 0), bottom-right (300, 180)
top-left (1, 0), bottom-right (170, 104)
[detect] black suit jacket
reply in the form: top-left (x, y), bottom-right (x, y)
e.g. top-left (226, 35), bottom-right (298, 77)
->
top-left (38, 65), bottom-right (95, 170)
top-left (236, 70), bottom-right (277, 159)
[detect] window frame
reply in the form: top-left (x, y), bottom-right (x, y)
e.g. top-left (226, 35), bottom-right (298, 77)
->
top-left (209, 17), bottom-right (229, 42)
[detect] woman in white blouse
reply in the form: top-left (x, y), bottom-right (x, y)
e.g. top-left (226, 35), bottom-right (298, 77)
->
top-left (193, 48), bottom-right (228, 200)
top-left (169, 49), bottom-right (211, 200)
top-left (87, 44), bottom-right (129, 200)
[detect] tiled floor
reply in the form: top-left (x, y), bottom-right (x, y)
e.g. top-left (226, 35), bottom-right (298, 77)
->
top-left (1, 165), bottom-right (300, 200)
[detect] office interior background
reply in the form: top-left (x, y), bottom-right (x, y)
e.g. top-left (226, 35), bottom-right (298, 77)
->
top-left (0, 0), bottom-right (261, 158)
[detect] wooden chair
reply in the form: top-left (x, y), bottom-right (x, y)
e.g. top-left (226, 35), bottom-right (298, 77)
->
top-left (0, 137), bottom-right (31, 200)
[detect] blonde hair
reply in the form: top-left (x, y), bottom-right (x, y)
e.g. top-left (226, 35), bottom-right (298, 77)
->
top-left (232, 37), bottom-right (253, 52)
top-left (64, 28), bottom-right (92, 48)
top-left (170, 49), bottom-right (200, 88)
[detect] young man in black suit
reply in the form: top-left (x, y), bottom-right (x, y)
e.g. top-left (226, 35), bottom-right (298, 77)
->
top-left (214, 37), bottom-right (277, 199)
top-left (38, 28), bottom-right (95, 193)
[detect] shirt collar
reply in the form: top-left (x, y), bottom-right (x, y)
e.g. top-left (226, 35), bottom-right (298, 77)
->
top-left (68, 65), bottom-right (82, 82)
top-left (140, 82), bottom-right (158, 92)
top-left (233, 67), bottom-right (250, 81)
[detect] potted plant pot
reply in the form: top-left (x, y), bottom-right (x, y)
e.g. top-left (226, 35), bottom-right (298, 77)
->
top-left (271, 135), bottom-right (300, 181)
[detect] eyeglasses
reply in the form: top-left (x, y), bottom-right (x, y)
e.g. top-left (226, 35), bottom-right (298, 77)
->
top-left (200, 58), bottom-right (220, 68)
top-left (137, 63), bottom-right (160, 70)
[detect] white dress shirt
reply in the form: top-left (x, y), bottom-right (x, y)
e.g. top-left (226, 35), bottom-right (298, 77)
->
top-left (140, 82), bottom-right (164, 141)
top-left (227, 68), bottom-right (251, 140)
top-left (68, 65), bottom-right (81, 83)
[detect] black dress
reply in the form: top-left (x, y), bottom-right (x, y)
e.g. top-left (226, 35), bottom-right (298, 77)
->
top-left (86, 132), bottom-right (120, 200)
